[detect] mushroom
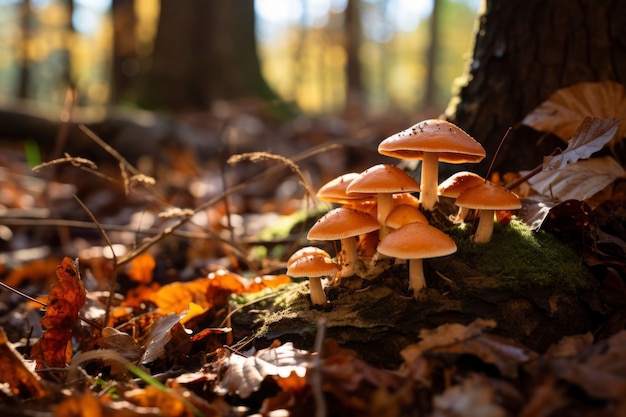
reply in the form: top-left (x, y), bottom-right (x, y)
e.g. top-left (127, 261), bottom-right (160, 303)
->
top-left (378, 120), bottom-right (486, 211)
top-left (287, 246), bottom-right (331, 267)
top-left (377, 222), bottom-right (457, 297)
top-left (346, 164), bottom-right (420, 238)
top-left (317, 172), bottom-right (374, 206)
top-left (455, 181), bottom-right (522, 244)
top-left (287, 254), bottom-right (339, 307)
top-left (384, 204), bottom-right (428, 230)
top-left (437, 171), bottom-right (485, 223)
top-left (307, 207), bottom-right (380, 277)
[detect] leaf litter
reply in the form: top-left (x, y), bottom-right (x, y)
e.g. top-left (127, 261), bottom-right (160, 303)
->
top-left (1, 96), bottom-right (626, 416)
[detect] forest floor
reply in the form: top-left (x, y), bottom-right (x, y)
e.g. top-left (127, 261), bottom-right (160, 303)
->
top-left (0, 102), bottom-right (626, 417)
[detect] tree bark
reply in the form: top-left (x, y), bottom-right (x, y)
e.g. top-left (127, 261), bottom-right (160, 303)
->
top-left (144, 0), bottom-right (277, 111)
top-left (423, 0), bottom-right (440, 110)
top-left (111, 0), bottom-right (138, 103)
top-left (445, 0), bottom-right (626, 174)
top-left (344, 0), bottom-right (363, 113)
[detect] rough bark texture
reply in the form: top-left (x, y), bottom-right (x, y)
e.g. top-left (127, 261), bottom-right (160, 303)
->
top-left (446, 0), bottom-right (626, 174)
top-left (111, 0), bottom-right (138, 103)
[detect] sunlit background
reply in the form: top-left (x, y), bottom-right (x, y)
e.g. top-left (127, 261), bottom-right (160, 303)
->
top-left (0, 0), bottom-right (481, 115)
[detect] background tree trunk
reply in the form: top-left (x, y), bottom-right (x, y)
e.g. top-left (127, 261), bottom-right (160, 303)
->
top-left (111, 0), bottom-right (137, 103)
top-left (422, 0), bottom-right (440, 110)
top-left (445, 0), bottom-right (626, 175)
top-left (344, 0), bottom-right (363, 114)
top-left (143, 0), bottom-right (277, 111)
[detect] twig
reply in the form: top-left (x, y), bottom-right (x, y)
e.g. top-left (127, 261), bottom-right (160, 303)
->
top-left (312, 318), bottom-right (327, 417)
top-left (505, 148), bottom-right (563, 191)
top-left (484, 126), bottom-right (512, 181)
top-left (0, 280), bottom-right (46, 307)
top-left (73, 195), bottom-right (118, 326)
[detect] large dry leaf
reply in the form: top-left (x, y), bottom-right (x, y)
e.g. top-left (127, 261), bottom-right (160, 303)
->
top-left (216, 341), bottom-right (310, 398)
top-left (522, 81), bottom-right (626, 144)
top-left (141, 313), bottom-right (187, 364)
top-left (31, 257), bottom-right (86, 370)
top-left (543, 117), bottom-right (619, 171)
top-left (530, 156), bottom-right (625, 200)
top-left (551, 330), bottom-right (626, 400)
top-left (401, 319), bottom-right (536, 378)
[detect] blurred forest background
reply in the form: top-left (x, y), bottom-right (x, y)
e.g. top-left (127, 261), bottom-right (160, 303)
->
top-left (0, 0), bottom-right (480, 118)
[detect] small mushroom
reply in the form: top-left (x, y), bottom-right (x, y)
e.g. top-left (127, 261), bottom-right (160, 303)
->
top-left (384, 204), bottom-right (428, 230)
top-left (438, 171), bottom-right (485, 223)
top-left (346, 164), bottom-right (420, 238)
top-left (287, 246), bottom-right (331, 267)
top-left (317, 172), bottom-right (374, 206)
top-left (307, 207), bottom-right (380, 277)
top-left (378, 120), bottom-right (486, 211)
top-left (455, 181), bottom-right (522, 244)
top-left (287, 254), bottom-right (339, 307)
top-left (377, 222), bottom-right (457, 297)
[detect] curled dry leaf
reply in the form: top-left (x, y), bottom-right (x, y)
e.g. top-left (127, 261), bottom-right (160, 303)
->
top-left (30, 257), bottom-right (86, 370)
top-left (543, 117), bottom-right (619, 171)
top-left (216, 341), bottom-right (310, 398)
top-left (522, 80), bottom-right (626, 145)
top-left (401, 319), bottom-right (536, 378)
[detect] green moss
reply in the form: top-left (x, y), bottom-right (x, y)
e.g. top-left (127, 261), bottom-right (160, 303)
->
top-left (446, 219), bottom-right (590, 292)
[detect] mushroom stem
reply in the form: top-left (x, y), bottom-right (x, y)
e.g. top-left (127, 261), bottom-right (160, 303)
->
top-left (453, 206), bottom-right (470, 223)
top-left (377, 193), bottom-right (394, 238)
top-left (473, 209), bottom-right (496, 244)
top-left (408, 258), bottom-right (426, 296)
top-left (419, 152), bottom-right (439, 211)
top-left (339, 237), bottom-right (359, 277)
top-left (308, 276), bottom-right (327, 306)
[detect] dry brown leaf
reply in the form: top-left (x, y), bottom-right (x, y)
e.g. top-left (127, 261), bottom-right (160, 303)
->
top-left (401, 319), bottom-right (536, 378)
top-left (551, 330), bottom-right (626, 400)
top-left (31, 257), bottom-right (86, 370)
top-left (522, 80), bottom-right (626, 145)
top-left (543, 117), bottom-right (619, 171)
top-left (141, 313), bottom-right (188, 365)
top-left (216, 341), bottom-right (310, 398)
top-left (0, 327), bottom-right (48, 400)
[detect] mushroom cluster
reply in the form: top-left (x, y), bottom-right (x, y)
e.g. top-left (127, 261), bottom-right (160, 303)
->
top-left (285, 119), bottom-right (522, 305)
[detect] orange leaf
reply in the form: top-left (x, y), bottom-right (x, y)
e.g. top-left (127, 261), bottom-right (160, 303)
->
top-left (31, 257), bottom-right (86, 370)
top-left (127, 253), bottom-right (156, 284)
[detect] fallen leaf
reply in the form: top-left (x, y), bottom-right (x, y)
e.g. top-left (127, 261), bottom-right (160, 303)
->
top-left (141, 313), bottom-right (188, 365)
top-left (529, 156), bottom-right (625, 201)
top-left (401, 319), bottom-right (536, 378)
top-left (215, 341), bottom-right (310, 398)
top-left (522, 80), bottom-right (626, 146)
top-left (31, 257), bottom-right (86, 370)
top-left (551, 329), bottom-right (626, 400)
top-left (543, 117), bottom-right (619, 171)
top-left (127, 253), bottom-right (156, 284)
top-left (0, 327), bottom-right (48, 399)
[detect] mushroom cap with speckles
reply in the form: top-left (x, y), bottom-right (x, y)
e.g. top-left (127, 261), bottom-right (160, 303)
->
top-left (286, 246), bottom-right (331, 267)
top-left (384, 204), bottom-right (428, 229)
top-left (438, 171), bottom-right (486, 198)
top-left (286, 255), bottom-right (340, 278)
top-left (378, 119), bottom-right (486, 163)
top-left (317, 172), bottom-right (374, 204)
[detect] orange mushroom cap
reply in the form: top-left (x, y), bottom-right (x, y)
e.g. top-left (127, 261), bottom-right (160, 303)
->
top-left (378, 119), bottom-right (486, 163)
top-left (286, 255), bottom-right (340, 278)
top-left (377, 222), bottom-right (457, 260)
top-left (346, 164), bottom-right (420, 195)
top-left (455, 182), bottom-right (522, 211)
top-left (438, 171), bottom-right (486, 198)
top-left (307, 207), bottom-right (380, 240)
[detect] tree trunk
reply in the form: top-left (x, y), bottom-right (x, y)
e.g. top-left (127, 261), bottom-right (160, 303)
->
top-left (445, 0), bottom-right (626, 174)
top-left (111, 0), bottom-right (138, 103)
top-left (143, 0), bottom-right (277, 111)
top-left (344, 0), bottom-right (363, 114)
top-left (422, 0), bottom-right (440, 110)
top-left (17, 0), bottom-right (32, 99)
